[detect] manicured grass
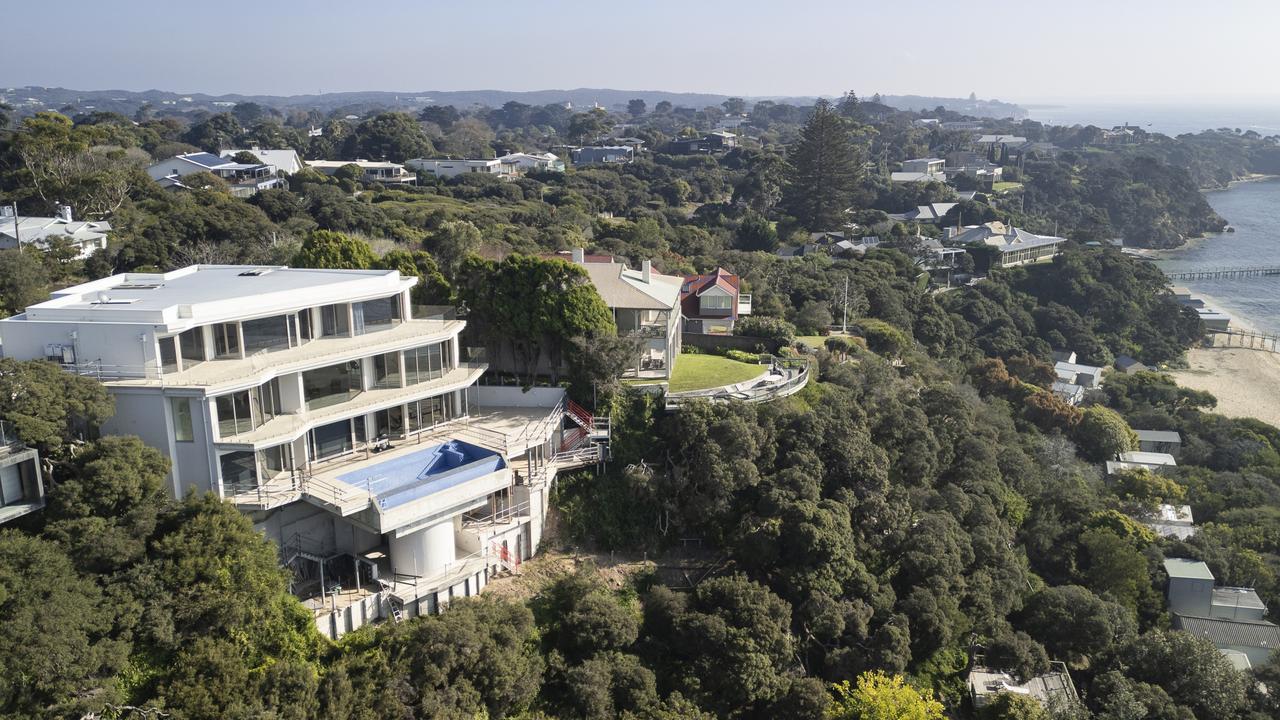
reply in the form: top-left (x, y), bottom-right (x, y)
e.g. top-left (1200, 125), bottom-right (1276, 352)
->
top-left (667, 354), bottom-right (767, 393)
top-left (991, 181), bottom-right (1024, 193)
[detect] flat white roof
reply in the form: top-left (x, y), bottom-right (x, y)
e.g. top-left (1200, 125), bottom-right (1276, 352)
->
top-left (1164, 557), bottom-right (1214, 581)
top-left (1119, 451), bottom-right (1177, 466)
top-left (9, 265), bottom-right (415, 330)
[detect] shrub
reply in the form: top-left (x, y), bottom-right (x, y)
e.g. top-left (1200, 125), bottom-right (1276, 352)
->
top-left (734, 315), bottom-right (796, 345)
top-left (724, 349), bottom-right (759, 364)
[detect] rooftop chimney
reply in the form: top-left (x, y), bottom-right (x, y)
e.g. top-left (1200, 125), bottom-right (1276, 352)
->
top-left (641, 260), bottom-right (652, 284)
top-left (57, 204), bottom-right (73, 222)
top-left (572, 248), bottom-right (585, 264)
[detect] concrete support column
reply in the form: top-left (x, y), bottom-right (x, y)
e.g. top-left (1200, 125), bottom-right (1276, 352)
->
top-left (389, 520), bottom-right (455, 577)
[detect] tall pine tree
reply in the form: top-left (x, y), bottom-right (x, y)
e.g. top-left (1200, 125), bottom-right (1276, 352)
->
top-left (782, 99), bottom-right (863, 231)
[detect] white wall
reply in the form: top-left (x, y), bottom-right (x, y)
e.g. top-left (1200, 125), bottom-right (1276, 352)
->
top-left (389, 519), bottom-right (454, 576)
top-left (474, 385), bottom-right (564, 409)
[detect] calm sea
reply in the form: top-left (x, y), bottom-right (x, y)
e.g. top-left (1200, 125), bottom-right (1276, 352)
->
top-left (1151, 179), bottom-right (1280, 334)
top-left (1023, 102), bottom-right (1280, 137)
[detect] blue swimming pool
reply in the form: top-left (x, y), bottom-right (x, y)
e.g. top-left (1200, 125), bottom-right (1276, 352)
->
top-left (335, 439), bottom-right (507, 510)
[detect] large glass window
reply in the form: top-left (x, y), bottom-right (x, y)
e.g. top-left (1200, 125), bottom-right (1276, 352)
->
top-left (159, 336), bottom-right (179, 374)
top-left (404, 340), bottom-right (451, 384)
top-left (297, 309), bottom-right (312, 344)
top-left (352, 296), bottom-right (401, 335)
top-left (374, 406), bottom-right (403, 439)
top-left (242, 315), bottom-right (291, 355)
top-left (700, 294), bottom-right (733, 312)
top-left (179, 328), bottom-right (205, 367)
top-left (260, 444), bottom-right (291, 477)
top-left (303, 361), bottom-right (362, 410)
top-left (219, 451), bottom-right (257, 487)
top-left (373, 352), bottom-right (401, 389)
top-left (215, 390), bottom-right (254, 437)
top-left (319, 304), bottom-right (349, 338)
top-left (407, 393), bottom-right (453, 434)
top-left (171, 397), bottom-right (193, 441)
top-left (253, 378), bottom-right (283, 424)
top-left (213, 323), bottom-right (241, 358)
top-left (308, 419), bottom-right (353, 461)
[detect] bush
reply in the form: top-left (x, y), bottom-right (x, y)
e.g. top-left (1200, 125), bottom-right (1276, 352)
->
top-left (734, 315), bottom-right (796, 345)
top-left (724, 349), bottom-right (759, 364)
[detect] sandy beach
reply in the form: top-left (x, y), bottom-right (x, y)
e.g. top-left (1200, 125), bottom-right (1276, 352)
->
top-left (1169, 348), bottom-right (1280, 428)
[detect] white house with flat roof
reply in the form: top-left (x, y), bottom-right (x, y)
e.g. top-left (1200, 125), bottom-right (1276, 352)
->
top-left (407, 158), bottom-right (509, 180)
top-left (0, 265), bottom-right (609, 638)
top-left (307, 160), bottom-right (417, 185)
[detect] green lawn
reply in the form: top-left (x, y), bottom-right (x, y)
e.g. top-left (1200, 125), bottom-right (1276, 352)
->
top-left (667, 354), bottom-right (767, 393)
top-left (991, 181), bottom-right (1024, 193)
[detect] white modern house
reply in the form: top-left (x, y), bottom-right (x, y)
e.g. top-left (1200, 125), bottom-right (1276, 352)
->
top-left (147, 152), bottom-right (284, 197)
top-left (306, 160), bottom-right (418, 185)
top-left (0, 265), bottom-right (609, 638)
top-left (891, 158), bottom-right (946, 183)
top-left (497, 152), bottom-right (565, 173)
top-left (406, 158), bottom-right (509, 180)
top-left (0, 205), bottom-right (110, 258)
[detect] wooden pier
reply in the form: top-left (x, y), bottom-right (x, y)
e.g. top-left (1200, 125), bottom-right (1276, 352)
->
top-left (1167, 266), bottom-right (1280, 281)
top-left (1207, 330), bottom-right (1280, 353)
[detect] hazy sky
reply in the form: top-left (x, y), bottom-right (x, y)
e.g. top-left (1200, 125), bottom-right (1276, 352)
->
top-left (4, 0), bottom-right (1280, 103)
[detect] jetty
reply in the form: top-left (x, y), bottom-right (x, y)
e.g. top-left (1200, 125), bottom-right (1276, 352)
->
top-left (1165, 266), bottom-right (1280, 281)
top-left (1207, 329), bottom-right (1280, 354)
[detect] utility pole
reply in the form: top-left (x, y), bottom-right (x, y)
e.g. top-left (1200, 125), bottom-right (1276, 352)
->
top-left (842, 275), bottom-right (849, 334)
top-left (9, 203), bottom-right (18, 249)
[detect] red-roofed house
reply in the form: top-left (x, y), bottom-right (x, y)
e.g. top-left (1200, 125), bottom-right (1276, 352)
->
top-left (680, 268), bottom-right (752, 335)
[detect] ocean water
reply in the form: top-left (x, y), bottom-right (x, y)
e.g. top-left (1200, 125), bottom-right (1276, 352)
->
top-left (1022, 102), bottom-right (1280, 137)
top-left (1152, 179), bottom-right (1280, 334)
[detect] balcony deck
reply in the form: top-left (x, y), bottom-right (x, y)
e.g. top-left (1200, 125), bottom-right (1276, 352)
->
top-left (217, 363), bottom-right (487, 448)
top-left (103, 317), bottom-right (465, 389)
top-left (226, 402), bottom-right (565, 515)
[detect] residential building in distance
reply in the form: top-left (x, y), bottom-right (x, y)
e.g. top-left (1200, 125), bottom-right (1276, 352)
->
top-left (1164, 558), bottom-right (1277, 669)
top-left (968, 657), bottom-right (1078, 713)
top-left (1051, 380), bottom-right (1085, 406)
top-left (948, 221), bottom-right (1067, 268)
top-left (220, 147), bottom-right (304, 175)
top-left (1135, 429), bottom-right (1182, 457)
top-left (147, 152), bottom-right (285, 197)
top-left (497, 152), bottom-right (565, 173)
top-left (0, 265), bottom-right (609, 638)
top-left (407, 158), bottom-right (508, 180)
top-left (1114, 354), bottom-right (1150, 374)
top-left (0, 421), bottom-right (45, 525)
top-left (1106, 450), bottom-right (1177, 476)
top-left (666, 131), bottom-right (740, 154)
top-left (1054, 359), bottom-right (1105, 389)
top-left (891, 158), bottom-right (946, 183)
top-left (680, 267), bottom-right (752, 335)
top-left (571, 146), bottom-right (635, 165)
top-left (569, 249), bottom-right (682, 378)
top-left (974, 134), bottom-right (1028, 152)
top-left (1139, 503), bottom-right (1196, 540)
top-left (307, 160), bottom-right (418, 185)
top-left (888, 202), bottom-right (957, 224)
top-left (0, 204), bottom-right (111, 258)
